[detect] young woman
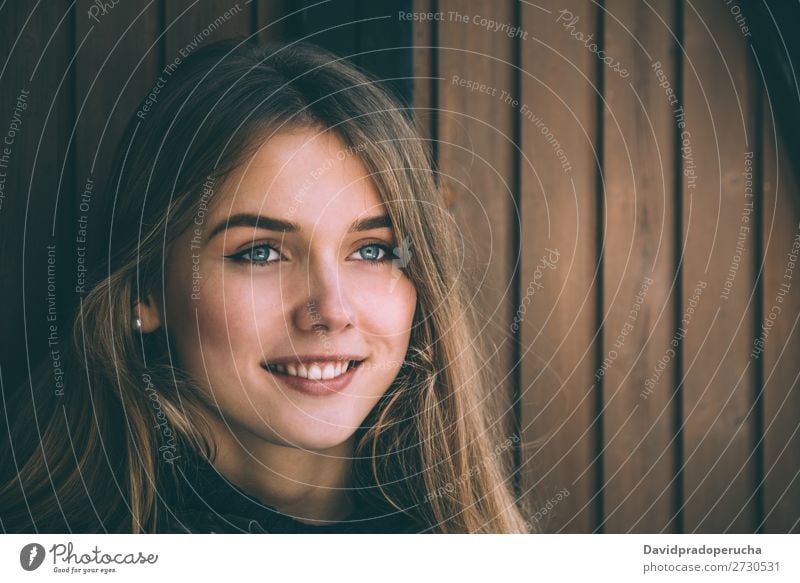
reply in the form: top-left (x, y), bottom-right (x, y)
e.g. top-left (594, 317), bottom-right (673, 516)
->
top-left (0, 38), bottom-right (529, 533)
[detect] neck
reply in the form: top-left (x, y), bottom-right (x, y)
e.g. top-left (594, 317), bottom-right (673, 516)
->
top-left (203, 415), bottom-right (356, 524)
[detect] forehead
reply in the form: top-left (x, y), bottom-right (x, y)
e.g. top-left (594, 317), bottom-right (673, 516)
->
top-left (210, 129), bottom-right (384, 227)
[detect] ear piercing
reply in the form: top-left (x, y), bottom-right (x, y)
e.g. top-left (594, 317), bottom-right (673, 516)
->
top-left (134, 318), bottom-right (143, 330)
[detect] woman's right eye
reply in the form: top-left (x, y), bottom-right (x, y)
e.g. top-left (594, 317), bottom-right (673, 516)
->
top-left (228, 244), bottom-right (281, 266)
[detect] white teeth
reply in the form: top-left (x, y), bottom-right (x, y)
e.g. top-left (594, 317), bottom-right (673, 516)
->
top-left (322, 363), bottom-right (335, 380)
top-left (268, 360), bottom-right (358, 380)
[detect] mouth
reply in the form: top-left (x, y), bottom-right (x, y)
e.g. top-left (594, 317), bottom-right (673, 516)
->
top-left (262, 358), bottom-right (365, 396)
top-left (264, 359), bottom-right (363, 380)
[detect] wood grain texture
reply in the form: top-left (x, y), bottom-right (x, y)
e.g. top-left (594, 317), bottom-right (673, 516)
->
top-left (0, 1), bottom-right (73, 390)
top-left (519, 0), bottom-right (599, 533)
top-left (255, 0), bottom-right (287, 44)
top-left (73, 0), bottom-right (161, 300)
top-left (761, 90), bottom-right (800, 533)
top-left (436, 0), bottom-right (518, 487)
top-left (600, 0), bottom-right (678, 533)
top-left (411, 0), bottom-right (434, 145)
top-left (164, 0), bottom-right (253, 61)
top-left (681, 0), bottom-right (757, 532)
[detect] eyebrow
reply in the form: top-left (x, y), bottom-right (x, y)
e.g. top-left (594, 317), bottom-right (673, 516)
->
top-left (206, 212), bottom-right (392, 241)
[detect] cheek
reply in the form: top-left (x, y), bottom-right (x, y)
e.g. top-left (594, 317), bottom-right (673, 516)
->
top-left (203, 272), bottom-right (292, 344)
top-left (166, 265), bottom-right (285, 359)
top-left (350, 273), bottom-right (417, 345)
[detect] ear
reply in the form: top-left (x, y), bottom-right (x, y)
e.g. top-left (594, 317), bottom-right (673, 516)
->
top-left (133, 295), bottom-right (162, 333)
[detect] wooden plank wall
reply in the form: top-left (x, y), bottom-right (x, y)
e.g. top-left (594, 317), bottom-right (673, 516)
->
top-left (602, 0), bottom-right (677, 533)
top-left (0, 2), bottom-right (74, 402)
top-left (436, 0), bottom-right (519, 485)
top-left (1, 0), bottom-right (797, 533)
top-left (681, 0), bottom-right (757, 533)
top-left (519, 0), bottom-right (599, 533)
top-left (761, 46), bottom-right (800, 535)
top-left (414, 0), bottom-right (799, 533)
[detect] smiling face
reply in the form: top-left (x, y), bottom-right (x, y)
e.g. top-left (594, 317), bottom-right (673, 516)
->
top-left (155, 128), bottom-right (417, 451)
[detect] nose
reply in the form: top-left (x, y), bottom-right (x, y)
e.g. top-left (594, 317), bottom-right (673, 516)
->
top-left (292, 260), bottom-right (355, 333)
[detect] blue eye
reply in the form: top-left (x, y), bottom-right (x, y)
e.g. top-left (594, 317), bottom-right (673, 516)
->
top-left (229, 244), bottom-right (280, 265)
top-left (352, 243), bottom-right (394, 263)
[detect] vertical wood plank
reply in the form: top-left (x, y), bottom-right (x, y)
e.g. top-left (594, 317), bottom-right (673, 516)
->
top-left (0, 1), bottom-right (73, 390)
top-left (353, 1), bottom-right (414, 108)
top-left (285, 0), bottom-right (357, 57)
top-left (681, 0), bottom-right (757, 532)
top-left (761, 92), bottom-right (800, 533)
top-left (74, 0), bottom-right (160, 183)
top-left (436, 0), bottom-right (517, 478)
top-left (284, 2), bottom-right (414, 107)
top-left (255, 0), bottom-right (287, 44)
top-left (73, 1), bottom-right (160, 298)
top-left (164, 0), bottom-right (253, 61)
top-left (601, 0), bottom-right (678, 532)
top-left (519, 0), bottom-right (598, 532)
top-left (411, 0), bottom-right (434, 146)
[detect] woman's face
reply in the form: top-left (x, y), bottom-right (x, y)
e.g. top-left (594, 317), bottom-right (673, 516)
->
top-left (158, 128), bottom-right (417, 451)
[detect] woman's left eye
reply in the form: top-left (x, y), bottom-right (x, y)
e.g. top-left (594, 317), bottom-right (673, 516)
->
top-left (350, 243), bottom-right (394, 263)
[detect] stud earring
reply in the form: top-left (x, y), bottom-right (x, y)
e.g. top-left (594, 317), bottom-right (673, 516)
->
top-left (134, 317), bottom-right (143, 330)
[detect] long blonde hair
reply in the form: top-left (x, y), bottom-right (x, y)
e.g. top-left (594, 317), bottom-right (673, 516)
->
top-left (0, 38), bottom-right (529, 533)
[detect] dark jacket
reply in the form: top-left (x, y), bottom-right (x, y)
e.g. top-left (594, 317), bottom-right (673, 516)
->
top-left (159, 456), bottom-right (424, 534)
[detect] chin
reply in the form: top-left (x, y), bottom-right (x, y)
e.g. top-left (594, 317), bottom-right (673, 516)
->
top-left (236, 408), bottom-right (362, 452)
top-left (273, 424), bottom-right (359, 452)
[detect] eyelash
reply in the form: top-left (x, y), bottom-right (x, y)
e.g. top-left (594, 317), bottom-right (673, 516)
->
top-left (226, 241), bottom-right (396, 267)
